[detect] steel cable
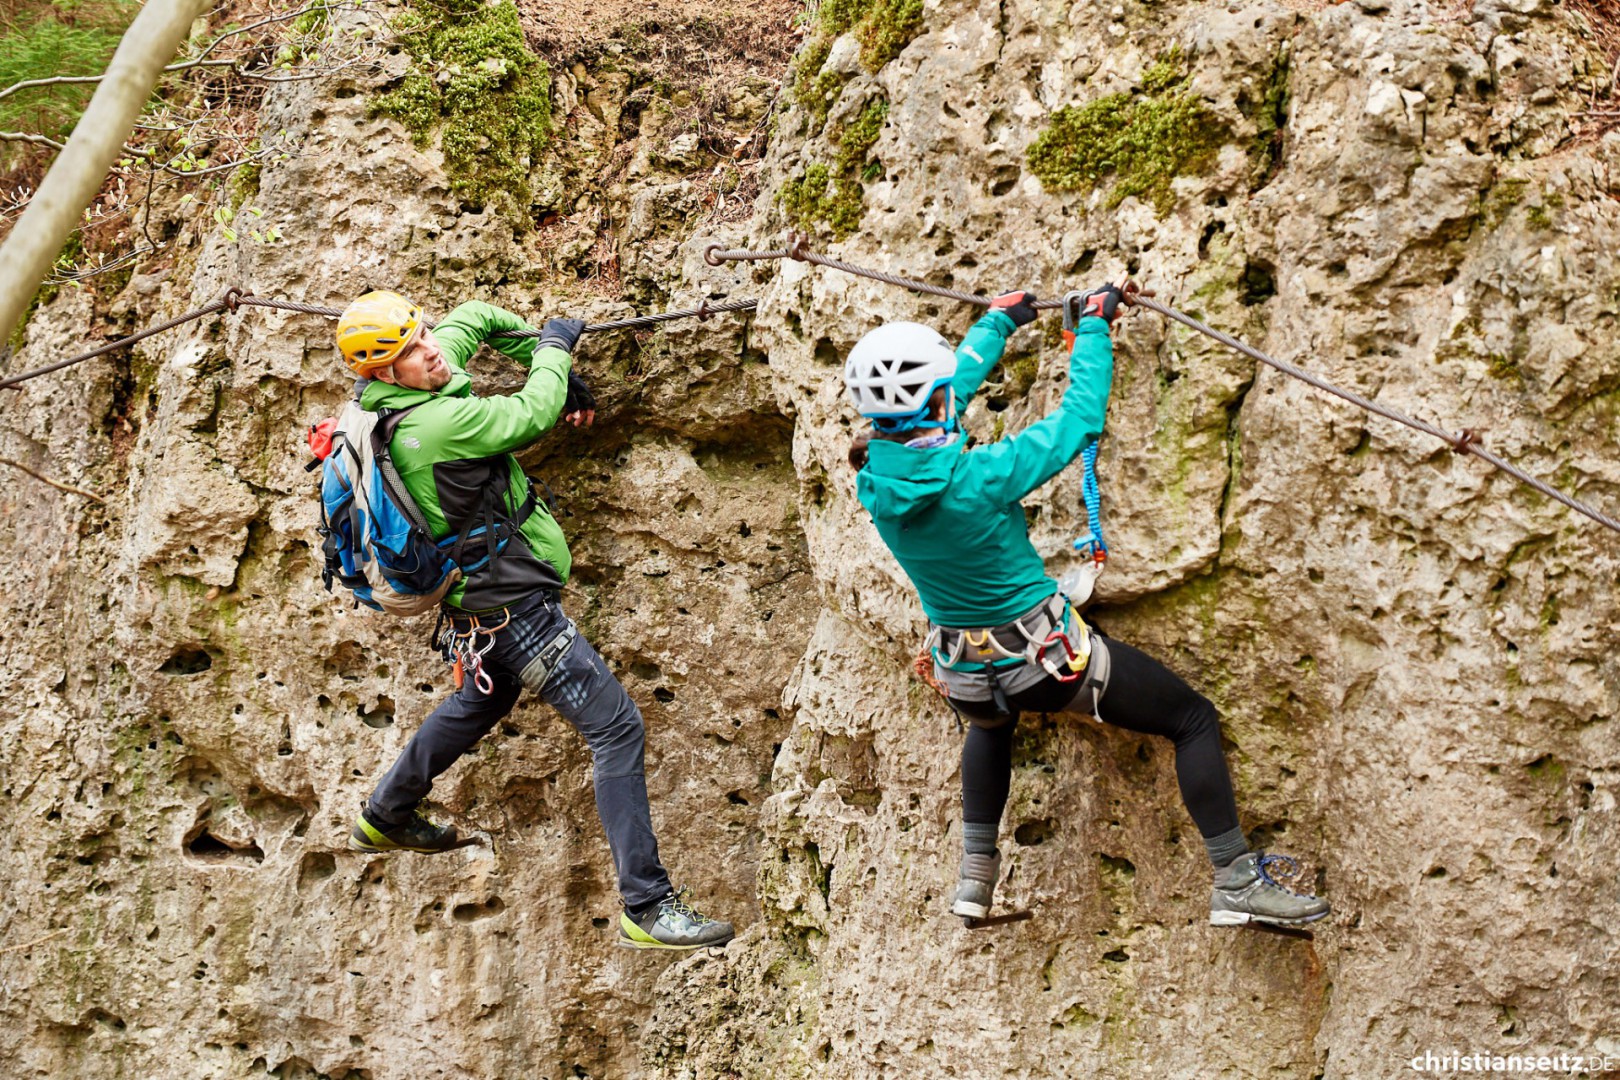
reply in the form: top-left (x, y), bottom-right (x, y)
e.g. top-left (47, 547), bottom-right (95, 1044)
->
top-left (0, 297), bottom-right (230, 390)
top-left (0, 291), bottom-right (759, 391)
top-left (704, 235), bottom-right (1620, 537)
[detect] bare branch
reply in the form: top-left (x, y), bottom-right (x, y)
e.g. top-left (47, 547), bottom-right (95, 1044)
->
top-left (0, 458), bottom-right (106, 503)
top-left (0, 2), bottom-right (369, 103)
top-left (0, 0), bottom-right (208, 346)
top-left (187, 0), bottom-right (368, 65)
top-left (0, 132), bottom-right (67, 151)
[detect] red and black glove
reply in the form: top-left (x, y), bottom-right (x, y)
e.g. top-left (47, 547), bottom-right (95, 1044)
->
top-left (990, 289), bottom-right (1039, 328)
top-left (1079, 284), bottom-right (1125, 325)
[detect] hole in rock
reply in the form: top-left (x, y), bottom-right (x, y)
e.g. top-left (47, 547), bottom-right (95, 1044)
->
top-left (1014, 819), bottom-right (1054, 846)
top-left (451, 897), bottom-right (506, 924)
top-left (160, 646), bottom-right (213, 675)
top-left (184, 827), bottom-right (264, 864)
top-left (297, 852), bottom-right (338, 891)
top-left (1240, 261), bottom-right (1276, 306)
top-left (358, 697), bottom-right (395, 728)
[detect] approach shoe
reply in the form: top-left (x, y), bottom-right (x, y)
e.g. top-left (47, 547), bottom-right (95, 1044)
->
top-left (348, 806), bottom-right (459, 854)
top-left (618, 887), bottom-right (735, 951)
top-left (1210, 852), bottom-right (1330, 928)
top-left (950, 851), bottom-right (1003, 920)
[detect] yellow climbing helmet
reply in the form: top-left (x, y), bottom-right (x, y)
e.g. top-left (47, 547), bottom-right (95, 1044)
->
top-left (336, 290), bottom-right (423, 375)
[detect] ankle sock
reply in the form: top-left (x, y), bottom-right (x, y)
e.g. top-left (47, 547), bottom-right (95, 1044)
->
top-left (1204, 826), bottom-right (1250, 871)
top-left (962, 821), bottom-right (999, 856)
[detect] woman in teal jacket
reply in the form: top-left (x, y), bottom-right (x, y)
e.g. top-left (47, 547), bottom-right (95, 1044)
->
top-left (846, 286), bottom-right (1329, 930)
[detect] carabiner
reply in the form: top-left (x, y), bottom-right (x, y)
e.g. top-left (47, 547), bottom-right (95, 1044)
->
top-left (1037, 630), bottom-right (1083, 683)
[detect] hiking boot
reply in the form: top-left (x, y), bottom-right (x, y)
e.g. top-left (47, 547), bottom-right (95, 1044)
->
top-left (1210, 853), bottom-right (1330, 928)
top-left (348, 806), bottom-right (459, 854)
top-left (617, 887), bottom-right (735, 951)
top-left (950, 851), bottom-right (1003, 919)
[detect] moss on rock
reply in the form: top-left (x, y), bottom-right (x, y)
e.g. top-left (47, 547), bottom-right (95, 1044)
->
top-left (1027, 52), bottom-right (1225, 216)
top-left (371, 0), bottom-right (551, 225)
top-left (780, 96), bottom-right (888, 238)
top-left (819, 0), bottom-right (923, 71)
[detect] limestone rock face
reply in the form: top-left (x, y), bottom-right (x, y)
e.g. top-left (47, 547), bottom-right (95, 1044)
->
top-left (648, 1), bottom-right (1620, 1078)
top-left (0, 1), bottom-right (1617, 1078)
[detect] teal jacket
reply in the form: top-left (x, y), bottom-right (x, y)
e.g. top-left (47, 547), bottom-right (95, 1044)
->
top-left (856, 310), bottom-right (1116, 628)
top-left (359, 301), bottom-right (572, 611)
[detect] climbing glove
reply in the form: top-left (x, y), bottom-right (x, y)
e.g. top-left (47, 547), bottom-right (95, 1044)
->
top-left (989, 290), bottom-right (1039, 328)
top-left (1079, 284), bottom-right (1125, 325)
top-left (564, 370), bottom-right (596, 420)
top-left (538, 317), bottom-right (587, 354)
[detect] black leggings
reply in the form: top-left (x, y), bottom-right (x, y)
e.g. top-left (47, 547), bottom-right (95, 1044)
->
top-left (954, 637), bottom-right (1240, 839)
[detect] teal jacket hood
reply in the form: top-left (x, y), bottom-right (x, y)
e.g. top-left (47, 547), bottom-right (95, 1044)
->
top-left (858, 439), bottom-right (958, 521)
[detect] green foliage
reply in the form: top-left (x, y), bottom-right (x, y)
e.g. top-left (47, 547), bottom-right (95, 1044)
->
top-left (803, 0), bottom-right (923, 76)
top-left (228, 140), bottom-right (262, 209)
top-left (850, 0), bottom-right (923, 70)
top-left (1488, 353), bottom-right (1523, 381)
top-left (792, 37), bottom-right (841, 133)
top-left (1484, 177), bottom-right (1528, 228)
top-left (1249, 45), bottom-right (1291, 187)
top-left (0, 0), bottom-right (137, 159)
top-left (1026, 54), bottom-right (1226, 216)
top-left (780, 96), bottom-right (887, 238)
top-left (371, 0), bottom-right (552, 224)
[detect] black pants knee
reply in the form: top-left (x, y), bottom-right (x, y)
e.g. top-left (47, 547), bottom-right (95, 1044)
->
top-left (955, 637), bottom-right (1240, 839)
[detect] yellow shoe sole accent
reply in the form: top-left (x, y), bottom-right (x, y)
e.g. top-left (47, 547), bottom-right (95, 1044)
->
top-left (616, 911), bottom-right (712, 950)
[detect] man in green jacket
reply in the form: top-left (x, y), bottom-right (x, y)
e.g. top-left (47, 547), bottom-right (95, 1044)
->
top-left (335, 290), bottom-right (733, 950)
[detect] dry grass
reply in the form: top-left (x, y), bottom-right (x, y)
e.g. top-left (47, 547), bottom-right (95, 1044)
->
top-left (1568, 0), bottom-right (1620, 67)
top-left (520, 0), bottom-right (801, 295)
top-left (517, 0), bottom-right (803, 59)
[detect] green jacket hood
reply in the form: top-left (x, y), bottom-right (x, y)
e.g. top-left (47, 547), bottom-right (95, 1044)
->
top-left (858, 438), bottom-right (959, 520)
top-left (358, 370), bottom-right (472, 410)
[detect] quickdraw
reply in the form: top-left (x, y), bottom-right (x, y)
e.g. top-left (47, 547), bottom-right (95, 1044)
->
top-left (437, 608), bottom-right (511, 695)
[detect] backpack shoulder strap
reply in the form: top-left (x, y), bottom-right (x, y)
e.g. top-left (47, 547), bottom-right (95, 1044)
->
top-left (369, 404), bottom-right (433, 534)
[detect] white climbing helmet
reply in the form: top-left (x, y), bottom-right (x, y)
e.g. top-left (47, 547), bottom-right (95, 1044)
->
top-left (843, 321), bottom-right (958, 431)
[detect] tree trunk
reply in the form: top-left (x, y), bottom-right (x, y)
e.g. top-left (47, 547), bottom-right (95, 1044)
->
top-left (0, 0), bottom-right (208, 351)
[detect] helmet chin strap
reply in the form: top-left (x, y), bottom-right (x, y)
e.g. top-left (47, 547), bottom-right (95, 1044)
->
top-left (871, 384), bottom-right (957, 434)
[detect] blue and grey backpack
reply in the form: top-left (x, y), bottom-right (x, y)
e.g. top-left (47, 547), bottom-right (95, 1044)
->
top-left (310, 401), bottom-right (461, 616)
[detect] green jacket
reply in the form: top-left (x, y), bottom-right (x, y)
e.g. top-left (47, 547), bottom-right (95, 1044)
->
top-left (856, 309), bottom-right (1116, 628)
top-left (359, 301), bottom-right (572, 611)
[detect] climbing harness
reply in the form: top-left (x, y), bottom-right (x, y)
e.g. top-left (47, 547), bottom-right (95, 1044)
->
top-left (924, 593), bottom-right (1108, 720)
top-left (927, 593), bottom-right (1073, 671)
top-left (700, 234), bottom-right (1620, 539)
top-left (437, 607), bottom-right (511, 695)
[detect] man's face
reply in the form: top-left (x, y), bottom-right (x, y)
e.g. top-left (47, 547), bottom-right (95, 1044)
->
top-left (378, 327), bottom-right (451, 391)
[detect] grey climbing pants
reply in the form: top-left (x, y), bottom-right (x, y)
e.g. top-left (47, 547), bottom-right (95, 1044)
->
top-left (367, 591), bottom-right (673, 910)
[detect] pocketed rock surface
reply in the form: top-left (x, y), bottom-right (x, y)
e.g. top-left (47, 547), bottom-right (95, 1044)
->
top-left (1, 1), bottom-right (1617, 1078)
